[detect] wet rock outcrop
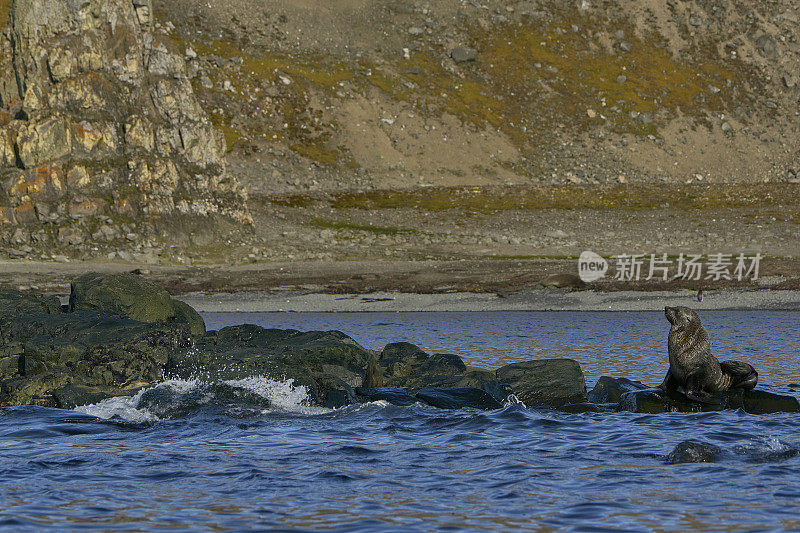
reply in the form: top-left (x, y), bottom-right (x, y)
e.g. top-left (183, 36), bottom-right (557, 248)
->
top-left (1, 275), bottom-right (798, 414)
top-left (0, 0), bottom-right (250, 248)
top-left (0, 287), bottom-right (191, 408)
top-left (589, 376), bottom-right (800, 415)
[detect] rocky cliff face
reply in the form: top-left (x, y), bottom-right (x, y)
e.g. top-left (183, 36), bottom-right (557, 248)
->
top-left (0, 0), bottom-right (250, 251)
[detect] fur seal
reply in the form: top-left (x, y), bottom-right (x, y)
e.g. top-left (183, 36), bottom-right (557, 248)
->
top-left (659, 306), bottom-right (758, 402)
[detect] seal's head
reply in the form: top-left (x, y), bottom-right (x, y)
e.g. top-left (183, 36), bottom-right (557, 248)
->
top-left (665, 306), bottom-right (700, 327)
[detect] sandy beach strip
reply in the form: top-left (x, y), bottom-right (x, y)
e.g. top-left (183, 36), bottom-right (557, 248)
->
top-left (179, 289), bottom-right (800, 313)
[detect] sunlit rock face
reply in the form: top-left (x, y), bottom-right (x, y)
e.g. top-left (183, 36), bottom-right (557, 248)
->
top-left (0, 0), bottom-right (250, 243)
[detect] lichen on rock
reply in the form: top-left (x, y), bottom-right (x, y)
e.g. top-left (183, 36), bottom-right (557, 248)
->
top-left (0, 0), bottom-right (251, 247)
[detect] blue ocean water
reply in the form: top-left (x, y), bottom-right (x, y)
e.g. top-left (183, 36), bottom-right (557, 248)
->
top-left (1, 311), bottom-right (799, 531)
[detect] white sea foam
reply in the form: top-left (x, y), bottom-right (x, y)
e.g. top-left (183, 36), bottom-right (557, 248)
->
top-left (224, 376), bottom-right (329, 414)
top-left (75, 376), bottom-right (324, 421)
top-left (74, 386), bottom-right (159, 422)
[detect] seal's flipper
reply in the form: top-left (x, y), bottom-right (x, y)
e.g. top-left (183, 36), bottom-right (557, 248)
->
top-left (659, 370), bottom-right (678, 392)
top-left (720, 360), bottom-right (758, 391)
top-left (684, 389), bottom-right (722, 405)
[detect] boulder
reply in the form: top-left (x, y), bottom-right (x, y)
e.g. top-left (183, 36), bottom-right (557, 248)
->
top-left (742, 390), bottom-right (800, 414)
top-left (450, 46), bottom-right (478, 63)
top-left (496, 359), bottom-right (587, 406)
top-left (52, 383), bottom-right (141, 409)
top-left (362, 354), bottom-right (384, 387)
top-left (69, 272), bottom-right (205, 336)
top-left (588, 376), bottom-right (649, 403)
top-left (378, 341), bottom-right (429, 378)
top-left (0, 287), bottom-right (62, 325)
top-left (666, 440), bottom-right (722, 464)
top-left (69, 272), bottom-right (175, 322)
top-left (382, 350), bottom-right (508, 399)
top-left (618, 388), bottom-right (725, 413)
top-left (415, 387), bottom-right (503, 410)
top-left (171, 299), bottom-right (206, 337)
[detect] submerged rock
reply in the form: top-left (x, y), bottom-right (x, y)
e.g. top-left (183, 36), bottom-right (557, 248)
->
top-left (666, 440), bottom-right (722, 464)
top-left (495, 359), bottom-right (587, 406)
top-left (354, 387), bottom-right (418, 406)
top-left (136, 382), bottom-right (272, 418)
top-left (415, 387), bottom-right (503, 410)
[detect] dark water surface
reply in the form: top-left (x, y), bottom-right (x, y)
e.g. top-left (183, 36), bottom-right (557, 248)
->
top-left (1, 311), bottom-right (799, 531)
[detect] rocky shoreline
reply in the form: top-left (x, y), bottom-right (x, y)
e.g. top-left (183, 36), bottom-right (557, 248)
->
top-left (1, 272), bottom-right (796, 414)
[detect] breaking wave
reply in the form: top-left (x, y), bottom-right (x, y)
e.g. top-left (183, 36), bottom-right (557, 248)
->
top-left (74, 376), bottom-right (324, 421)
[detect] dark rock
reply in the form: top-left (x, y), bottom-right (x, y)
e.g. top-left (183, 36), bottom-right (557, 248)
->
top-left (362, 353), bottom-right (384, 387)
top-left (458, 369), bottom-right (513, 402)
top-left (541, 273), bottom-right (585, 288)
top-left (618, 388), bottom-right (737, 413)
top-left (618, 387), bottom-right (799, 414)
top-left (419, 353), bottom-right (467, 375)
top-left (450, 46), bottom-right (478, 63)
top-left (588, 376), bottom-right (648, 403)
top-left (383, 351), bottom-right (489, 392)
top-left (415, 387), bottom-right (502, 410)
top-left (496, 359), bottom-right (587, 406)
top-left (0, 288), bottom-right (61, 325)
top-left (315, 375), bottom-right (357, 408)
top-left (171, 299), bottom-right (206, 337)
top-left (69, 272), bottom-right (175, 322)
top-left (742, 390), bottom-right (800, 414)
top-left (51, 384), bottom-right (128, 409)
top-left (1, 309), bottom-right (190, 407)
top-left (379, 342), bottom-right (429, 377)
top-left (666, 440), bottom-right (722, 464)
top-left (354, 387), bottom-right (418, 406)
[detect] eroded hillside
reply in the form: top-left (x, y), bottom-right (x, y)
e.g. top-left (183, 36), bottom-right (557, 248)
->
top-left (154, 0), bottom-right (800, 192)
